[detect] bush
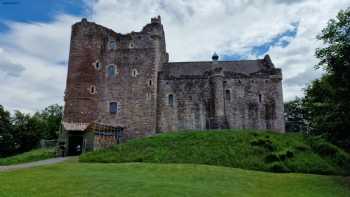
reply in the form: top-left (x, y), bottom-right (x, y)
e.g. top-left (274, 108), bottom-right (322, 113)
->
top-left (265, 153), bottom-right (279, 163)
top-left (269, 162), bottom-right (290, 173)
top-left (250, 138), bottom-right (277, 151)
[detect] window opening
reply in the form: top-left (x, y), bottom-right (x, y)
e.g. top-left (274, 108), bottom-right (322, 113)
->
top-left (168, 94), bottom-right (174, 107)
top-left (110, 102), bottom-right (118, 113)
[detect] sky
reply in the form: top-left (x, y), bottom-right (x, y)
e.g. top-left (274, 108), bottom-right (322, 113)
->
top-left (0, 0), bottom-right (349, 113)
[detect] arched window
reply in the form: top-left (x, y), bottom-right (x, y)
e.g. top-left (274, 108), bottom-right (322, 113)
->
top-left (107, 65), bottom-right (116, 77)
top-left (225, 90), bottom-right (231, 101)
top-left (110, 102), bottom-right (118, 113)
top-left (259, 94), bottom-right (262, 103)
top-left (148, 79), bottom-right (153, 86)
top-left (168, 94), bottom-right (174, 107)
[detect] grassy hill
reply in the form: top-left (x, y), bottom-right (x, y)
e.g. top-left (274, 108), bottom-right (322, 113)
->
top-left (0, 148), bottom-right (55, 166)
top-left (80, 129), bottom-right (350, 175)
top-left (0, 161), bottom-right (349, 197)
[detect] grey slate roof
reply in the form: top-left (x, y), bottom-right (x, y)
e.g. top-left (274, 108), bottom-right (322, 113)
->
top-left (161, 59), bottom-right (273, 78)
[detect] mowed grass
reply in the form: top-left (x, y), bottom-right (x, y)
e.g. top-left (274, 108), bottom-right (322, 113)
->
top-left (80, 130), bottom-right (350, 175)
top-left (0, 148), bottom-right (55, 166)
top-left (0, 162), bottom-right (349, 197)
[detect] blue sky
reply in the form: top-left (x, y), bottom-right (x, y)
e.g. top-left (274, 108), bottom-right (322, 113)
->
top-left (0, 0), bottom-right (86, 32)
top-left (0, 0), bottom-right (347, 113)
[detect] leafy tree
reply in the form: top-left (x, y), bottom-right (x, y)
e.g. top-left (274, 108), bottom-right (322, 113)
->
top-left (34, 104), bottom-right (63, 139)
top-left (0, 105), bottom-right (15, 157)
top-left (304, 8), bottom-right (350, 149)
top-left (11, 111), bottom-right (44, 153)
top-left (284, 98), bottom-right (307, 133)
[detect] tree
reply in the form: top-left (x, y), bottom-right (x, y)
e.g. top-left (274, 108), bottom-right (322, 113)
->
top-left (304, 8), bottom-right (350, 149)
top-left (12, 111), bottom-right (44, 153)
top-left (284, 98), bottom-right (307, 133)
top-left (34, 104), bottom-right (63, 139)
top-left (0, 105), bottom-right (15, 157)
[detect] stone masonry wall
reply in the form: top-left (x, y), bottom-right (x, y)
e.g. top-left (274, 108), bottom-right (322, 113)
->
top-left (157, 61), bottom-right (285, 133)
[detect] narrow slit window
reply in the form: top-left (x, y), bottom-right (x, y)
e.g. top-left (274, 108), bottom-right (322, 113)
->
top-left (149, 80), bottom-right (152, 86)
top-left (168, 94), bottom-right (174, 107)
top-left (89, 85), bottom-right (96, 94)
top-left (132, 69), bottom-right (138, 77)
top-left (225, 90), bottom-right (231, 101)
top-left (259, 94), bottom-right (262, 103)
top-left (94, 61), bottom-right (100, 70)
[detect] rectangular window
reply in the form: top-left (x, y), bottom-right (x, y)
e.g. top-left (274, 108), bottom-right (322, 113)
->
top-left (225, 90), bottom-right (231, 101)
top-left (110, 102), bottom-right (118, 113)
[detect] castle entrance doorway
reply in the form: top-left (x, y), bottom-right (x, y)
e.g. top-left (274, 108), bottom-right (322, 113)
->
top-left (68, 131), bottom-right (84, 156)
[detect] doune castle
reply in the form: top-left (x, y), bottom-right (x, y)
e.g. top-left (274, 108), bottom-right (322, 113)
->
top-left (61, 16), bottom-right (285, 155)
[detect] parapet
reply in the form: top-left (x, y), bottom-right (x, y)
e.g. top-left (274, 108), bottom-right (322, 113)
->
top-left (151, 15), bottom-right (161, 24)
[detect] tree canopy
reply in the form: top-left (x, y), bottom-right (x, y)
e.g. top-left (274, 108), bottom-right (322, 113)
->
top-left (303, 8), bottom-right (350, 149)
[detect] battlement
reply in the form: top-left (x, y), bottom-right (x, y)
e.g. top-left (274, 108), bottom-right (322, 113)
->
top-left (151, 15), bottom-right (161, 24)
top-left (70, 17), bottom-right (166, 51)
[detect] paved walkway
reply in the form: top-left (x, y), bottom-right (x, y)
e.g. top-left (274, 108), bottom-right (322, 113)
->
top-left (0, 157), bottom-right (73, 172)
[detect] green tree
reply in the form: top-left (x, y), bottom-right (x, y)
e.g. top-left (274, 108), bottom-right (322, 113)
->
top-left (0, 105), bottom-right (15, 157)
top-left (34, 104), bottom-right (63, 139)
top-left (284, 98), bottom-right (307, 133)
top-left (304, 8), bottom-right (350, 149)
top-left (12, 111), bottom-right (44, 153)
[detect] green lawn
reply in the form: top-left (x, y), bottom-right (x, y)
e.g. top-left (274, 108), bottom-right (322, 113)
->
top-left (0, 148), bottom-right (55, 166)
top-left (0, 161), bottom-right (349, 197)
top-left (80, 130), bottom-right (350, 175)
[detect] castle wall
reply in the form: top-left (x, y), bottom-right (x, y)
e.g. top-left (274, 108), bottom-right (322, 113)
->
top-left (157, 78), bottom-right (210, 132)
top-left (157, 65), bottom-right (285, 133)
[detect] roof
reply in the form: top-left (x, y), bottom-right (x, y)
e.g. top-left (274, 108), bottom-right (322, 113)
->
top-left (161, 59), bottom-right (273, 77)
top-left (62, 121), bottom-right (123, 132)
top-left (62, 122), bottom-right (90, 131)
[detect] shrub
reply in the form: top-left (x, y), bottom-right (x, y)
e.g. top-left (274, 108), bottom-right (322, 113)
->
top-left (269, 162), bottom-right (290, 173)
top-left (295, 144), bottom-right (310, 151)
top-left (250, 138), bottom-right (277, 151)
top-left (265, 153), bottom-right (279, 163)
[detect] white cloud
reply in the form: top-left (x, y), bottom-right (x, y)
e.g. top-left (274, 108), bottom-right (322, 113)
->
top-left (0, 0), bottom-right (349, 113)
top-left (0, 14), bottom-right (79, 113)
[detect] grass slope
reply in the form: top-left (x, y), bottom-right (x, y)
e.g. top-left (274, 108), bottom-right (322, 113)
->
top-left (0, 148), bottom-right (55, 166)
top-left (80, 130), bottom-right (350, 175)
top-left (0, 162), bottom-right (349, 197)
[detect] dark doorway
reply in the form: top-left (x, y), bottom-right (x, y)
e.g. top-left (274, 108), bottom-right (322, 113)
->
top-left (68, 133), bottom-right (84, 156)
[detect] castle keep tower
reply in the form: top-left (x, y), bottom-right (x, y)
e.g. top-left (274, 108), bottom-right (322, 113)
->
top-left (62, 17), bottom-right (168, 155)
top-left (61, 16), bottom-right (285, 155)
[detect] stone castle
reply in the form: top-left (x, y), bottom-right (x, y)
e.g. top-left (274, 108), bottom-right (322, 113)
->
top-left (61, 16), bottom-right (285, 155)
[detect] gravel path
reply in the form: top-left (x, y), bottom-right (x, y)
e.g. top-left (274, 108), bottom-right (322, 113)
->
top-left (0, 157), bottom-right (72, 172)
